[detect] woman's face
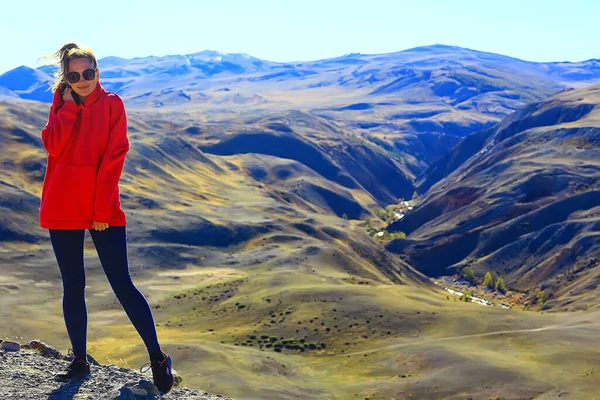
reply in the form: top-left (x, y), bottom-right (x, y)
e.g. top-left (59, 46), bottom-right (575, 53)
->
top-left (67, 57), bottom-right (99, 98)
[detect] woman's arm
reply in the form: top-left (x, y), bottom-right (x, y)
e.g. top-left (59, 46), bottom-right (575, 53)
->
top-left (41, 89), bottom-right (79, 157)
top-left (92, 95), bottom-right (130, 224)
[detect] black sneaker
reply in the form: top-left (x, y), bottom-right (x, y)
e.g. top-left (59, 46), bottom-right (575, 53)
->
top-left (55, 353), bottom-right (91, 382)
top-left (140, 351), bottom-right (175, 394)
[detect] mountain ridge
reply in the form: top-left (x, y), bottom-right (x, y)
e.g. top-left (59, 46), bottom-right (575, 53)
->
top-left (3, 44), bottom-right (600, 107)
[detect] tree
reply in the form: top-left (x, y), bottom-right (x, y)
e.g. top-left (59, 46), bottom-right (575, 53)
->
top-left (537, 289), bottom-right (550, 304)
top-left (483, 272), bottom-right (495, 289)
top-left (495, 277), bottom-right (507, 293)
top-left (373, 208), bottom-right (386, 221)
top-left (390, 232), bottom-right (406, 239)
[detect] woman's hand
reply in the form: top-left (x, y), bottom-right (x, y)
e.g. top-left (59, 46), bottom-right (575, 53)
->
top-left (92, 221), bottom-right (109, 231)
top-left (62, 86), bottom-right (75, 102)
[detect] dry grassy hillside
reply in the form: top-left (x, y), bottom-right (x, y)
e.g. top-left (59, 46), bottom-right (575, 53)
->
top-left (2, 94), bottom-right (600, 398)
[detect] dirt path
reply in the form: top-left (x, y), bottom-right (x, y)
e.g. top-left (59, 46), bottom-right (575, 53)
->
top-left (331, 319), bottom-right (600, 357)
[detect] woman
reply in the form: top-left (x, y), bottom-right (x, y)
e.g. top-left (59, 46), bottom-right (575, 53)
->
top-left (39, 42), bottom-right (175, 394)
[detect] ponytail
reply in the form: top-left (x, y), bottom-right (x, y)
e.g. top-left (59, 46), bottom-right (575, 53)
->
top-left (39, 42), bottom-right (98, 92)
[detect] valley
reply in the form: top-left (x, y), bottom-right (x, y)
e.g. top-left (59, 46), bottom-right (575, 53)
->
top-left (1, 45), bottom-right (600, 399)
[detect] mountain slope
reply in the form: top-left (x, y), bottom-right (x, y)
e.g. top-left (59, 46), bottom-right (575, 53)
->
top-left (387, 83), bottom-right (600, 310)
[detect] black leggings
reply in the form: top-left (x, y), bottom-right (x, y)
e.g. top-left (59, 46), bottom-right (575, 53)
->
top-left (49, 226), bottom-right (161, 358)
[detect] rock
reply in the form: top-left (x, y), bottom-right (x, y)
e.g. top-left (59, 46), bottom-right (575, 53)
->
top-left (130, 386), bottom-right (147, 396)
top-left (138, 379), bottom-right (160, 396)
top-left (0, 341), bottom-right (20, 352)
top-left (124, 382), bottom-right (148, 396)
top-left (22, 340), bottom-right (63, 359)
top-left (175, 374), bottom-right (184, 387)
top-left (115, 386), bottom-right (136, 400)
top-left (0, 348), bottom-right (232, 399)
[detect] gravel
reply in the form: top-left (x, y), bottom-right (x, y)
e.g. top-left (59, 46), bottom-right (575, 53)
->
top-left (0, 343), bottom-right (233, 400)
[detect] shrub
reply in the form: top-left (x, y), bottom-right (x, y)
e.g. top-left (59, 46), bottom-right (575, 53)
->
top-left (461, 267), bottom-right (476, 284)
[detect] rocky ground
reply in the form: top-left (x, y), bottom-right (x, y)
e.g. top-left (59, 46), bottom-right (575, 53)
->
top-left (0, 340), bottom-right (232, 400)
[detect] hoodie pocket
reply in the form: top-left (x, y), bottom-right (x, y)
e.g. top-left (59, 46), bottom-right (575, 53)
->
top-left (41, 164), bottom-right (97, 221)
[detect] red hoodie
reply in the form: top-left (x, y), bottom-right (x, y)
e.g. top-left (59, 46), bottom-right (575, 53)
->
top-left (39, 83), bottom-right (130, 229)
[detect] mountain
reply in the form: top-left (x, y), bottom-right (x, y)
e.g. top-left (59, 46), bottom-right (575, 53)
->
top-left (0, 66), bottom-right (53, 103)
top-left (4, 45), bottom-right (600, 112)
top-left (0, 101), bottom-right (417, 239)
top-left (3, 45), bottom-right (599, 181)
top-left (4, 47), bottom-right (600, 398)
top-left (387, 83), bottom-right (600, 310)
top-left (0, 96), bottom-right (442, 399)
top-left (0, 96), bottom-right (436, 399)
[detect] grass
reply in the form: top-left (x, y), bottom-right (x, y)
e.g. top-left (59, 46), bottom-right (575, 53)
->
top-left (3, 217), bottom-right (600, 399)
top-left (81, 269), bottom-right (600, 399)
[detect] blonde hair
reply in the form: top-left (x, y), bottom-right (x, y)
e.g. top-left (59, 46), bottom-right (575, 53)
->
top-left (40, 43), bottom-right (98, 92)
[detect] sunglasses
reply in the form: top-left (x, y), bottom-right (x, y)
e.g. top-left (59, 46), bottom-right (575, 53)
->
top-left (66, 68), bottom-right (97, 84)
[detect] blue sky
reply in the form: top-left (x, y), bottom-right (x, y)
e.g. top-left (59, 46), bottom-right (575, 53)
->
top-left (2, 0), bottom-right (598, 74)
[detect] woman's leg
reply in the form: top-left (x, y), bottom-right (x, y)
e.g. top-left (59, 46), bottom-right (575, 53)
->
top-left (49, 229), bottom-right (87, 358)
top-left (89, 226), bottom-right (162, 356)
